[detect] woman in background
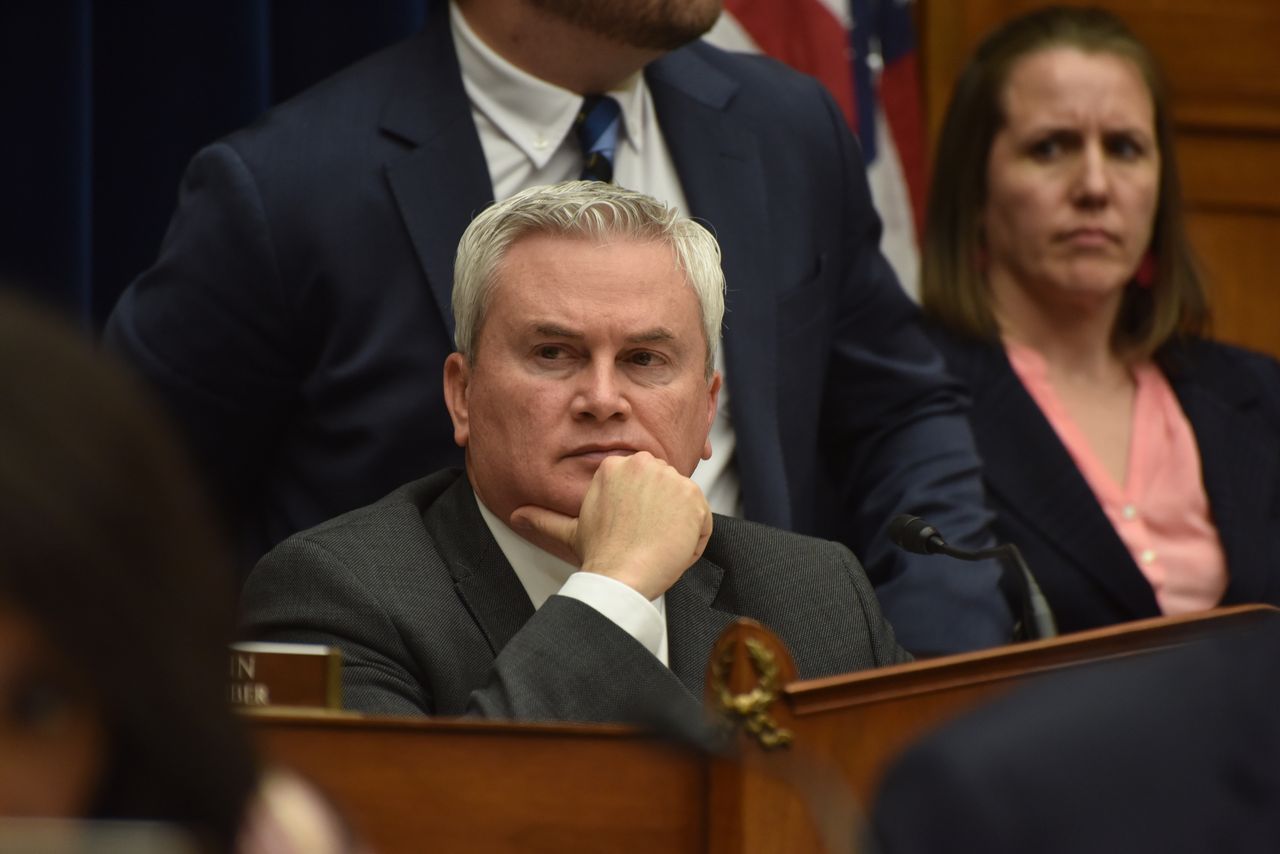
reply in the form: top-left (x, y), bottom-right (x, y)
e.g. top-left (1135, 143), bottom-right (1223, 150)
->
top-left (921, 7), bottom-right (1280, 633)
top-left (0, 290), bottom-right (351, 851)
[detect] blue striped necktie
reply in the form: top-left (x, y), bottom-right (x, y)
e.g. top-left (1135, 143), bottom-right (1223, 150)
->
top-left (574, 95), bottom-right (621, 183)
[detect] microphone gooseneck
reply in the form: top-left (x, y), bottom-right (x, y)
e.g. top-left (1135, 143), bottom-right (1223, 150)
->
top-left (887, 514), bottom-right (1058, 642)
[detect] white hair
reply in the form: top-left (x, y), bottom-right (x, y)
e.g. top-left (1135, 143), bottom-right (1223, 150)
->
top-left (452, 181), bottom-right (725, 378)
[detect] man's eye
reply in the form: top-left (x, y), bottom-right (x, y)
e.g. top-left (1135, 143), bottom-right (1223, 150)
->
top-left (535, 345), bottom-right (566, 360)
top-left (628, 351), bottom-right (661, 367)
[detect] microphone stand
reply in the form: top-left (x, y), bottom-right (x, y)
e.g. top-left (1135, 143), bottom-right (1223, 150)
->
top-left (889, 514), bottom-right (1057, 643)
top-left (931, 540), bottom-right (1057, 642)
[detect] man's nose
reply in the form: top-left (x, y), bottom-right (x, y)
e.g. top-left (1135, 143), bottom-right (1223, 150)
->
top-left (572, 360), bottom-right (631, 421)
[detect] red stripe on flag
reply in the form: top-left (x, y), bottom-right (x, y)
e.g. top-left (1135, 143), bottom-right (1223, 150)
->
top-left (725, 0), bottom-right (857, 131)
top-left (878, 54), bottom-right (926, 236)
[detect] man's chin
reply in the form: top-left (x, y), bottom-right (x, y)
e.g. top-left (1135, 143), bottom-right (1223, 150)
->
top-left (528, 0), bottom-right (722, 52)
top-left (530, 477), bottom-right (592, 521)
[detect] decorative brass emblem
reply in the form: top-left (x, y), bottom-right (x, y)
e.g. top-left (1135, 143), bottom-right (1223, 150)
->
top-left (711, 637), bottom-right (794, 749)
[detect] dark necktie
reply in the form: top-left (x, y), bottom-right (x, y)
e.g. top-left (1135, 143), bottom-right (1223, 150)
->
top-left (574, 95), bottom-right (621, 183)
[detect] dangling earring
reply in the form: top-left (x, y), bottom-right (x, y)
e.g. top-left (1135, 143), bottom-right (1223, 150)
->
top-left (1134, 252), bottom-right (1157, 288)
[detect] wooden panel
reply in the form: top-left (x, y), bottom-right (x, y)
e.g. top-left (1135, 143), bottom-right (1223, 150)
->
top-left (229, 642), bottom-right (343, 710)
top-left (248, 608), bottom-right (1276, 854)
top-left (919, 0), bottom-right (1280, 136)
top-left (715, 605), bottom-right (1280, 852)
top-left (1187, 211), bottom-right (1280, 355)
top-left (1113, 1), bottom-right (1280, 133)
top-left (1178, 132), bottom-right (1280, 215)
top-left (252, 714), bottom-right (709, 854)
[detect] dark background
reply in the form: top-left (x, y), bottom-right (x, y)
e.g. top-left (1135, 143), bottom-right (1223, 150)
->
top-left (1, 1), bottom-right (434, 328)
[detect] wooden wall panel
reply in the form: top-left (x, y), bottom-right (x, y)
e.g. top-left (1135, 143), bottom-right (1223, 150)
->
top-left (1186, 212), bottom-right (1280, 351)
top-left (1177, 132), bottom-right (1280, 215)
top-left (916, 0), bottom-right (1280, 357)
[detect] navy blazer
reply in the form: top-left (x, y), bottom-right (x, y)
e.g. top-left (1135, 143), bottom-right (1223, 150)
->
top-left (930, 327), bottom-right (1280, 633)
top-left (872, 615), bottom-right (1280, 854)
top-left (106, 4), bottom-right (1010, 652)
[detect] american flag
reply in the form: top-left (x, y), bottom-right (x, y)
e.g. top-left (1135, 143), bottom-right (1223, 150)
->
top-left (706, 0), bottom-right (927, 299)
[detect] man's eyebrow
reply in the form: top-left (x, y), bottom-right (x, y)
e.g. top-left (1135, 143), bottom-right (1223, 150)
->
top-left (532, 323), bottom-right (583, 339)
top-left (627, 328), bottom-right (676, 344)
top-left (529, 324), bottom-right (677, 344)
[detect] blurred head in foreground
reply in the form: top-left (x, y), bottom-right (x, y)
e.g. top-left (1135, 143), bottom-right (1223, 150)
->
top-left (0, 290), bottom-right (256, 848)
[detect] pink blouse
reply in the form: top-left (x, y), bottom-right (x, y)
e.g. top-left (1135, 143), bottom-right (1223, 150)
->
top-left (1005, 341), bottom-right (1228, 615)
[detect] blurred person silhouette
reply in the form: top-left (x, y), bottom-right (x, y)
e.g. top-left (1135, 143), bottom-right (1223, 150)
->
top-left (919, 6), bottom-right (1280, 634)
top-left (871, 614), bottom-right (1280, 854)
top-left (0, 289), bottom-right (352, 852)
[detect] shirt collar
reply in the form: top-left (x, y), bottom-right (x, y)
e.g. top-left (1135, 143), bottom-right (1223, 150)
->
top-left (473, 491), bottom-right (578, 610)
top-left (450, 1), bottom-right (649, 170)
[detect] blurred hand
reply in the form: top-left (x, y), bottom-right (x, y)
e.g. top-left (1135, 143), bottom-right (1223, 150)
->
top-left (510, 452), bottom-right (713, 600)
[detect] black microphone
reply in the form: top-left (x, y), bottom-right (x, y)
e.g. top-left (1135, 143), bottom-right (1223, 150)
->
top-left (888, 514), bottom-right (1057, 642)
top-left (888, 514), bottom-right (948, 556)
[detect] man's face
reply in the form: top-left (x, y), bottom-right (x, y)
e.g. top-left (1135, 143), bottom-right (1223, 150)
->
top-left (444, 233), bottom-right (720, 525)
top-left (527, 0), bottom-right (723, 51)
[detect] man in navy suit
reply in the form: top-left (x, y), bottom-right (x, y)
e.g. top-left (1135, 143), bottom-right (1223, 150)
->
top-left (105, 0), bottom-right (1010, 654)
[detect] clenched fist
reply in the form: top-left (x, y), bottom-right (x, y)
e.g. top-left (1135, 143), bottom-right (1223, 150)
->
top-left (509, 452), bottom-right (713, 600)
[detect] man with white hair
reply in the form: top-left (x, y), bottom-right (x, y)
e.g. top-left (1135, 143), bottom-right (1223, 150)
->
top-left (110, 0), bottom-right (1011, 654)
top-left (241, 182), bottom-right (908, 723)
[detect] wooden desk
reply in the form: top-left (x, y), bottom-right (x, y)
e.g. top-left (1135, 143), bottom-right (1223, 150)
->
top-left (708, 604), bottom-right (1279, 852)
top-left (250, 605), bottom-right (1276, 853)
top-left (250, 711), bottom-right (707, 853)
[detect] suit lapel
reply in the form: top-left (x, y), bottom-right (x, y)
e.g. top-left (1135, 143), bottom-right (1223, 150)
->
top-left (646, 51), bottom-right (791, 528)
top-left (423, 474), bottom-right (534, 656)
top-left (381, 7), bottom-right (493, 338)
top-left (665, 553), bottom-right (737, 697)
top-left (955, 340), bottom-right (1160, 616)
top-left (1167, 348), bottom-right (1277, 605)
top-left (427, 472), bottom-right (739, 688)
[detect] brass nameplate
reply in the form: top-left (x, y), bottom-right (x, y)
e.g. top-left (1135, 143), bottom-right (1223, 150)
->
top-left (229, 642), bottom-right (342, 710)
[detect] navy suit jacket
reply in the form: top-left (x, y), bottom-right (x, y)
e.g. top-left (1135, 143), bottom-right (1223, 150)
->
top-left (872, 614), bottom-right (1280, 854)
top-left (106, 4), bottom-right (1010, 652)
top-left (930, 327), bottom-right (1280, 633)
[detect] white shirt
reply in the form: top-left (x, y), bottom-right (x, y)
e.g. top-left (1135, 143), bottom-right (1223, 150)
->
top-left (450, 2), bottom-right (740, 518)
top-left (474, 491), bottom-right (670, 665)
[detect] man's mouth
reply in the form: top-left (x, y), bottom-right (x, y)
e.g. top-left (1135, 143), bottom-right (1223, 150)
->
top-left (564, 445), bottom-right (638, 463)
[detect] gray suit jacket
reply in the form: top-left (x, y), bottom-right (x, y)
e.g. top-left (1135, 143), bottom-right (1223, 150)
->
top-left (240, 469), bottom-right (909, 726)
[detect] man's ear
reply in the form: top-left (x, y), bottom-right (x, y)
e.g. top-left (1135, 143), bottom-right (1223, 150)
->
top-left (443, 353), bottom-right (471, 448)
top-left (701, 371), bottom-right (722, 460)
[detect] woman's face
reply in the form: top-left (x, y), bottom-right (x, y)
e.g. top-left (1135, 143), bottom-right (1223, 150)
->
top-left (982, 46), bottom-right (1160, 319)
top-left (0, 602), bottom-right (105, 816)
